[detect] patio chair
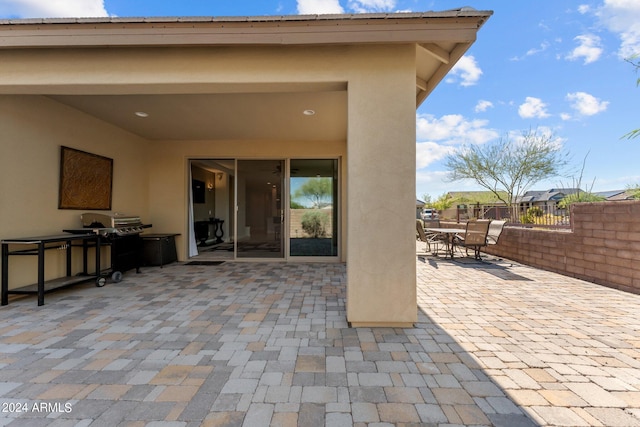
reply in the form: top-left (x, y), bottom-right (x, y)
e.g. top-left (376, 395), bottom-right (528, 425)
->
top-left (422, 219), bottom-right (440, 229)
top-left (416, 219), bottom-right (444, 254)
top-left (487, 220), bottom-right (506, 245)
top-left (452, 219), bottom-right (491, 259)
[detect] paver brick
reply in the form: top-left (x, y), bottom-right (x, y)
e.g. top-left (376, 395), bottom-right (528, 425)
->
top-left (455, 403), bottom-right (492, 425)
top-left (432, 388), bottom-right (475, 405)
top-left (2, 258), bottom-right (640, 427)
top-left (566, 382), bottom-right (628, 407)
top-left (530, 405), bottom-right (592, 426)
top-left (377, 403), bottom-right (421, 423)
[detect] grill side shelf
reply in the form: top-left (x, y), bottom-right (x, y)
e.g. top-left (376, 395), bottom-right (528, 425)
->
top-left (1, 234), bottom-right (102, 306)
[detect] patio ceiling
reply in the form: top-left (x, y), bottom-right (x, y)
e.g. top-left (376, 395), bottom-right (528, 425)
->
top-left (0, 11), bottom-right (491, 141)
top-left (48, 88), bottom-right (348, 141)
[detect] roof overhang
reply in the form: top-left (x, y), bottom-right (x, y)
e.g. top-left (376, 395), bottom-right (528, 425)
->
top-left (0, 11), bottom-right (492, 140)
top-left (0, 11), bottom-right (491, 47)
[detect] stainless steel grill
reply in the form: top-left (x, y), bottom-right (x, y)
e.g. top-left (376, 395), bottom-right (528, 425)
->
top-left (64, 213), bottom-right (152, 283)
top-left (79, 212), bottom-right (148, 236)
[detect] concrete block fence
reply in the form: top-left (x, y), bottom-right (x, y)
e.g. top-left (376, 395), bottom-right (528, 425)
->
top-left (478, 200), bottom-right (640, 293)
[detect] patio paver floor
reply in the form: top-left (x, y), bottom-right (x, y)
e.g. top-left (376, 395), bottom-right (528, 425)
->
top-left (0, 252), bottom-right (639, 426)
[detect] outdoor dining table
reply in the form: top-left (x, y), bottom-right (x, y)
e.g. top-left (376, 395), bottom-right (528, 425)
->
top-left (424, 227), bottom-right (466, 259)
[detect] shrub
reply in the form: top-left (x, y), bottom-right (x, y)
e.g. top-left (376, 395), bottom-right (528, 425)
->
top-left (520, 206), bottom-right (544, 224)
top-left (527, 206), bottom-right (544, 217)
top-left (301, 211), bottom-right (328, 238)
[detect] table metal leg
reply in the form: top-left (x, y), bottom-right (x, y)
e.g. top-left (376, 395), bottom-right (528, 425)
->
top-left (1, 243), bottom-right (8, 306)
top-left (66, 239), bottom-right (72, 277)
top-left (37, 243), bottom-right (45, 306)
top-left (95, 236), bottom-right (101, 278)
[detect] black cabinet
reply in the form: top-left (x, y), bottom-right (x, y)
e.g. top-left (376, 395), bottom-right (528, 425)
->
top-left (142, 234), bottom-right (179, 267)
top-left (111, 234), bottom-right (143, 274)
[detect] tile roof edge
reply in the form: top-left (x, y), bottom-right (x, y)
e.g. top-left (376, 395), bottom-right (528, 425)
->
top-left (0, 10), bottom-right (493, 26)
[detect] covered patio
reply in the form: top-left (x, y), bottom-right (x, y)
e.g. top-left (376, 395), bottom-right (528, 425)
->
top-left (0, 10), bottom-right (493, 327)
top-left (1, 255), bottom-right (639, 426)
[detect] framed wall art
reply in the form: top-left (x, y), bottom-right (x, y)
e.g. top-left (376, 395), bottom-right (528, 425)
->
top-left (58, 146), bottom-right (113, 210)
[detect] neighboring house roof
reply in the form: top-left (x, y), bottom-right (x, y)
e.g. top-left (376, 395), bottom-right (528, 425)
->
top-left (607, 191), bottom-right (634, 201)
top-left (445, 188), bottom-right (636, 205)
top-left (596, 190), bottom-right (626, 200)
top-left (446, 191), bottom-right (507, 204)
top-left (519, 188), bottom-right (581, 203)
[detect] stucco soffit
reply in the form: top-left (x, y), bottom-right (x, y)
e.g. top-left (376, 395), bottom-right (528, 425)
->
top-left (415, 41), bottom-right (473, 107)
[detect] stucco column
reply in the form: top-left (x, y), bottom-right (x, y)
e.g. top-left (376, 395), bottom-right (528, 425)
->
top-left (346, 45), bottom-right (417, 327)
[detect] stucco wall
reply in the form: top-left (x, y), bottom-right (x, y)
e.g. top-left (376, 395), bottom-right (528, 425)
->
top-left (0, 95), bottom-right (149, 288)
top-left (484, 201), bottom-right (640, 293)
top-left (346, 45), bottom-right (417, 326)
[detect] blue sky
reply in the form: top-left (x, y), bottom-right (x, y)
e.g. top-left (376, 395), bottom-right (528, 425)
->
top-left (2, 0), bottom-right (639, 199)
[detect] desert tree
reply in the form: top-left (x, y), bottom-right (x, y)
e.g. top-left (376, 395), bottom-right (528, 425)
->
top-left (432, 192), bottom-right (455, 211)
top-left (444, 128), bottom-right (569, 219)
top-left (292, 177), bottom-right (332, 208)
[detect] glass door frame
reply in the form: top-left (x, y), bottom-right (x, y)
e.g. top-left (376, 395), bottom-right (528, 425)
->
top-left (287, 158), bottom-right (340, 262)
top-left (189, 157), bottom-right (340, 262)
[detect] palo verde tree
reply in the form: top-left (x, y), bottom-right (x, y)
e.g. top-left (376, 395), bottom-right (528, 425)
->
top-left (420, 193), bottom-right (454, 211)
top-left (432, 192), bottom-right (455, 211)
top-left (292, 177), bottom-right (332, 208)
top-left (444, 128), bottom-right (569, 219)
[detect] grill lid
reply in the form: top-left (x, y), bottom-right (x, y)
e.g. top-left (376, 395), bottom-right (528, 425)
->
top-left (81, 212), bottom-right (142, 228)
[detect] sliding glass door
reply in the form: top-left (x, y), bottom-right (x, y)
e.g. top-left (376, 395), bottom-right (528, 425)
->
top-left (236, 160), bottom-right (285, 258)
top-left (190, 158), bottom-right (338, 260)
top-left (289, 159), bottom-right (338, 258)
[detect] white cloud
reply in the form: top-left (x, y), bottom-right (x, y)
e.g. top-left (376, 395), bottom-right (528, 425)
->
top-left (416, 142), bottom-right (455, 169)
top-left (566, 34), bottom-right (603, 64)
top-left (578, 4), bottom-right (591, 14)
top-left (511, 41), bottom-right (553, 62)
top-left (448, 55), bottom-right (483, 87)
top-left (474, 100), bottom-right (494, 113)
top-left (596, 0), bottom-right (640, 59)
top-left (416, 170), bottom-right (453, 196)
top-left (297, 0), bottom-right (344, 14)
top-left (416, 113), bottom-right (498, 144)
top-left (526, 41), bottom-right (550, 57)
top-left (415, 113), bottom-right (499, 169)
top-left (518, 97), bottom-right (550, 119)
top-left (298, 0), bottom-right (400, 14)
top-left (0, 0), bottom-right (108, 18)
top-left (510, 126), bottom-right (565, 150)
top-left (348, 0), bottom-right (396, 13)
top-left (566, 91), bottom-right (609, 116)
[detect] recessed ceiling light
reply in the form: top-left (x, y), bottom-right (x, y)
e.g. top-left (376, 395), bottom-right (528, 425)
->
top-left (303, 109), bottom-right (315, 116)
top-left (134, 111), bottom-right (149, 118)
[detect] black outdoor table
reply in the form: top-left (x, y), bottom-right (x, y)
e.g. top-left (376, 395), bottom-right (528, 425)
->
top-left (1, 233), bottom-right (101, 306)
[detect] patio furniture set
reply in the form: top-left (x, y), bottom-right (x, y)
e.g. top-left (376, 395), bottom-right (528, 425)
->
top-left (416, 218), bottom-right (506, 260)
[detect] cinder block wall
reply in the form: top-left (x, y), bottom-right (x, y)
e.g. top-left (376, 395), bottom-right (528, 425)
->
top-left (483, 200), bottom-right (640, 294)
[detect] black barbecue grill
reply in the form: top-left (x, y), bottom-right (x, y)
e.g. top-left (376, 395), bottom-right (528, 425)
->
top-left (64, 213), bottom-right (151, 284)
